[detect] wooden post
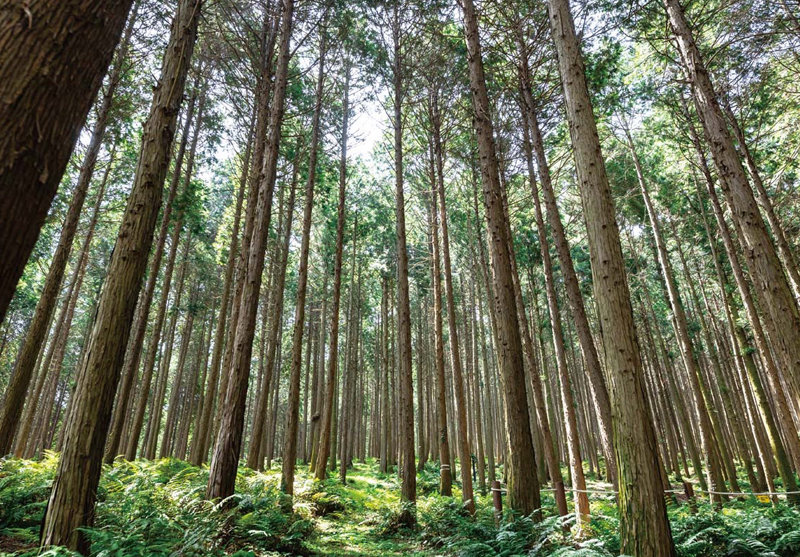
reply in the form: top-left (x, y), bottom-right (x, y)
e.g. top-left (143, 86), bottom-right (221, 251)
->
top-left (683, 480), bottom-right (697, 514)
top-left (492, 480), bottom-right (503, 523)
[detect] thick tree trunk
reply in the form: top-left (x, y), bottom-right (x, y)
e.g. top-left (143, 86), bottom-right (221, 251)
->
top-left (109, 79), bottom-right (204, 462)
top-left (40, 0), bottom-right (201, 550)
top-left (0, 0), bottom-right (136, 323)
top-left (546, 0), bottom-right (674, 552)
top-left (206, 0), bottom-right (293, 501)
top-left (460, 0), bottom-right (540, 516)
top-left (0, 7), bottom-right (139, 455)
top-left (518, 66), bottom-right (616, 485)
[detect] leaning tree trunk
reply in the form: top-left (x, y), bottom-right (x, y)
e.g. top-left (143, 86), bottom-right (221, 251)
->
top-left (623, 125), bottom-right (728, 503)
top-left (664, 0), bottom-right (800, 403)
top-left (206, 0), bottom-right (293, 501)
top-left (189, 110), bottom-right (253, 466)
top-left (460, 0), bottom-right (540, 516)
top-left (0, 6), bottom-right (139, 456)
top-left (523, 123), bottom-right (590, 527)
top-left (108, 78), bottom-right (204, 462)
top-left (40, 0), bottom-right (201, 551)
top-left (517, 48), bottom-right (617, 484)
top-left (0, 0), bottom-right (136, 324)
top-left (546, 0), bottom-right (675, 553)
top-left (249, 148), bottom-right (300, 470)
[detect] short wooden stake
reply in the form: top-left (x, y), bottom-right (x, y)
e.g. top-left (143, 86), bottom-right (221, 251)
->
top-left (492, 480), bottom-right (503, 523)
top-left (683, 480), bottom-right (697, 514)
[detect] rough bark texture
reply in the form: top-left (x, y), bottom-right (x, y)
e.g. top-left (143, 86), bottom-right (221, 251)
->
top-left (460, 0), bottom-right (540, 516)
top-left (546, 0), bottom-right (675, 552)
top-left (0, 0), bottom-right (136, 324)
top-left (0, 5), bottom-right (139, 455)
top-left (517, 50), bottom-right (617, 484)
top-left (40, 0), bottom-right (201, 550)
top-left (206, 0), bottom-right (293, 501)
top-left (664, 0), bottom-right (800, 403)
top-left (523, 123), bottom-right (589, 526)
top-left (391, 5), bottom-right (417, 522)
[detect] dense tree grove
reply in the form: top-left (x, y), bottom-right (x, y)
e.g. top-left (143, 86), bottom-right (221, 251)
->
top-left (2, 0), bottom-right (800, 555)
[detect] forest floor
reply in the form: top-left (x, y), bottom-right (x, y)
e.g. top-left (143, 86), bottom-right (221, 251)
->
top-left (1, 453), bottom-right (800, 556)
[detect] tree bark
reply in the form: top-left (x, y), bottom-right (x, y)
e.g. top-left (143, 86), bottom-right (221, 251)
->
top-left (546, 0), bottom-right (674, 552)
top-left (109, 77), bottom-right (204, 462)
top-left (426, 148), bottom-right (453, 496)
top-left (40, 0), bottom-right (201, 550)
top-left (0, 6), bottom-right (139, 455)
top-left (390, 4), bottom-right (417, 523)
top-left (623, 125), bottom-right (728, 502)
top-left (314, 60), bottom-right (350, 481)
top-left (664, 0), bottom-right (800, 402)
top-left (431, 93), bottom-right (474, 513)
top-left (460, 0), bottom-right (540, 516)
top-left (0, 0), bottom-right (136, 323)
top-left (206, 0), bottom-right (293, 501)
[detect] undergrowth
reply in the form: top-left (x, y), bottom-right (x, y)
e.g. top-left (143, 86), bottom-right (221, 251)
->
top-left (1, 455), bottom-right (799, 556)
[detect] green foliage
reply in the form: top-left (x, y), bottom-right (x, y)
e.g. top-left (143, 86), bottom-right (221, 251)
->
top-left (3, 458), bottom-right (800, 556)
top-left (0, 456), bottom-right (314, 556)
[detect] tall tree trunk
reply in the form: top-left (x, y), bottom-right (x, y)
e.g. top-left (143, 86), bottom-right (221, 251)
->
top-left (40, 0), bottom-right (201, 550)
top-left (278, 24), bottom-right (325, 492)
top-left (0, 7), bottom-right (139, 455)
top-left (623, 125), bottom-right (728, 502)
top-left (518, 60), bottom-right (617, 485)
top-left (14, 157), bottom-right (113, 459)
top-left (427, 144), bottom-right (453, 496)
top-left (391, 5), bottom-right (417, 523)
top-left (697, 166), bottom-right (800, 503)
top-left (546, 0), bottom-right (674, 552)
top-left (190, 113), bottom-right (253, 466)
top-left (460, 0), bottom-right (540, 516)
top-left (314, 60), bottom-right (349, 481)
top-left (664, 0), bottom-right (800, 402)
top-left (206, 0), bottom-right (293, 501)
top-left (249, 145), bottom-right (300, 469)
top-left (524, 124), bottom-right (590, 526)
top-left (109, 78), bottom-right (205, 462)
top-left (431, 94), bottom-right (473, 513)
top-left (0, 0), bottom-right (136, 323)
